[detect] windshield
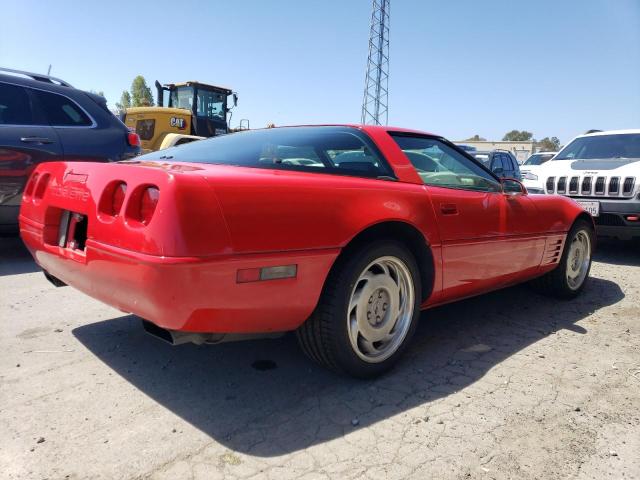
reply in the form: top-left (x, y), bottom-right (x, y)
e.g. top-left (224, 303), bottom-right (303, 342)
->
top-left (555, 133), bottom-right (640, 160)
top-left (524, 153), bottom-right (554, 165)
top-left (137, 126), bottom-right (394, 179)
top-left (196, 88), bottom-right (225, 120)
top-left (169, 86), bottom-right (193, 110)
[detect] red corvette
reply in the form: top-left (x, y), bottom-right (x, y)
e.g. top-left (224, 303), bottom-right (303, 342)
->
top-left (19, 125), bottom-right (594, 377)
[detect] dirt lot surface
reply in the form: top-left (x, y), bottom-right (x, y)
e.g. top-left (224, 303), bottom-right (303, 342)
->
top-left (1, 235), bottom-right (639, 480)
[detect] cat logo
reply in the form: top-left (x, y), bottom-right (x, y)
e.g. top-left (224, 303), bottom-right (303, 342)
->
top-left (170, 117), bottom-right (186, 130)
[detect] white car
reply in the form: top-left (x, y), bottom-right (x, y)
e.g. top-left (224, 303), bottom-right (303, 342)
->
top-left (520, 151), bottom-right (557, 193)
top-left (538, 129), bottom-right (640, 239)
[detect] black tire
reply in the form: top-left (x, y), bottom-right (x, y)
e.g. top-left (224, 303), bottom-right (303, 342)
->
top-left (530, 219), bottom-right (595, 298)
top-left (296, 241), bottom-right (422, 378)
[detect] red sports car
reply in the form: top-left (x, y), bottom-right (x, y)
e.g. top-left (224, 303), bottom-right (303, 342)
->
top-left (19, 125), bottom-right (594, 378)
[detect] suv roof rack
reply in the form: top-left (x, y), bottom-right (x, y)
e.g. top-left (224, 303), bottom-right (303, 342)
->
top-left (0, 67), bottom-right (73, 88)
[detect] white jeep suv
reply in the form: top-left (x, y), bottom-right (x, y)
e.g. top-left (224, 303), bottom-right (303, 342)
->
top-left (539, 129), bottom-right (640, 239)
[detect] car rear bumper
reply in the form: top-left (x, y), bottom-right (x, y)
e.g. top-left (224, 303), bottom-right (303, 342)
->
top-left (20, 216), bottom-right (338, 333)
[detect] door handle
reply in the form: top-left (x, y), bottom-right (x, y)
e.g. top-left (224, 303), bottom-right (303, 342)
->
top-left (21, 137), bottom-right (53, 144)
top-left (440, 203), bottom-right (458, 215)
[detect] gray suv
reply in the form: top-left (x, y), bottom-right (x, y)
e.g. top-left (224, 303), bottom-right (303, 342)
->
top-left (0, 68), bottom-right (140, 230)
top-left (470, 150), bottom-right (522, 180)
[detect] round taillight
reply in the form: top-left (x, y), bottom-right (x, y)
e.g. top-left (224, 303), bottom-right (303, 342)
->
top-left (111, 183), bottom-right (127, 216)
top-left (139, 187), bottom-right (159, 225)
top-left (24, 173), bottom-right (39, 198)
top-left (34, 173), bottom-right (50, 200)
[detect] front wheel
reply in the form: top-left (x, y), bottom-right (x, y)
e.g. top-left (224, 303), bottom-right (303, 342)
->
top-left (531, 219), bottom-right (595, 298)
top-left (297, 241), bottom-right (421, 378)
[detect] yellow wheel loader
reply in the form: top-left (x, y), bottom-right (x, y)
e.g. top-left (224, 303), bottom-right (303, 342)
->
top-left (123, 81), bottom-right (237, 153)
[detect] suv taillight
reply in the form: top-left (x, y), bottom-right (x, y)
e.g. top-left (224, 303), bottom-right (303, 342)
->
top-left (127, 132), bottom-right (141, 147)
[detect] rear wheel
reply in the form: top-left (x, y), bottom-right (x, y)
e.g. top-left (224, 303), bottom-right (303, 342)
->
top-left (297, 241), bottom-right (421, 378)
top-left (531, 219), bottom-right (594, 298)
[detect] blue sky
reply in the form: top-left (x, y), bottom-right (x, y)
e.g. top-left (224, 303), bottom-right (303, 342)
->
top-left (1, 0), bottom-right (638, 143)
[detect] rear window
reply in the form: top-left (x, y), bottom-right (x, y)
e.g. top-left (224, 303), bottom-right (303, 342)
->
top-left (0, 82), bottom-right (35, 125)
top-left (31, 89), bottom-right (93, 126)
top-left (139, 126), bottom-right (394, 178)
top-left (136, 119), bottom-right (155, 141)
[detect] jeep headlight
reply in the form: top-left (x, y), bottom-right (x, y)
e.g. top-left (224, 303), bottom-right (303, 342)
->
top-left (522, 172), bottom-right (538, 181)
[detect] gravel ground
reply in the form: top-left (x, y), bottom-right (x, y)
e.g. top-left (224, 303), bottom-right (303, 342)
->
top-left (1, 235), bottom-right (638, 480)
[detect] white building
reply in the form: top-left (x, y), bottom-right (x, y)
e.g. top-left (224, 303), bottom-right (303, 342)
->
top-left (456, 140), bottom-right (535, 164)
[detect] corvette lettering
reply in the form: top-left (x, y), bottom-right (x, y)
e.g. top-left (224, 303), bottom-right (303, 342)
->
top-left (51, 185), bottom-right (90, 202)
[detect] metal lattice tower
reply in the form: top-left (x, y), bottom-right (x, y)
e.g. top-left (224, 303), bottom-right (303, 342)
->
top-left (361, 0), bottom-right (390, 125)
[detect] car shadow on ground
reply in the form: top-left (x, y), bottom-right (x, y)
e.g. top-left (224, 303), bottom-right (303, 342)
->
top-left (593, 238), bottom-right (640, 267)
top-left (0, 234), bottom-right (40, 277)
top-left (72, 276), bottom-right (623, 457)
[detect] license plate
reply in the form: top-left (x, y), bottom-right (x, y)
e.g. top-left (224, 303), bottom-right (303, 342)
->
top-left (576, 200), bottom-right (600, 217)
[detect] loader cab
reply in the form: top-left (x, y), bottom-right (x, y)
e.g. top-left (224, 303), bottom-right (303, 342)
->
top-left (156, 81), bottom-right (236, 137)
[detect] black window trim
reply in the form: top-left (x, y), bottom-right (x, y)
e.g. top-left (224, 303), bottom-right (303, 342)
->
top-left (386, 130), bottom-right (503, 187)
top-left (0, 79), bottom-right (97, 129)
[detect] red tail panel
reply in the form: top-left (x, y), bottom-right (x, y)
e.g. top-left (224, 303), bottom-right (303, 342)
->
top-left (19, 161), bottom-right (231, 257)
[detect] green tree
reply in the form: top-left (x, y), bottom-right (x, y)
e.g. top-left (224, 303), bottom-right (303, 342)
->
top-left (130, 76), bottom-right (154, 107)
top-left (502, 130), bottom-right (534, 142)
top-left (115, 90), bottom-right (131, 113)
top-left (465, 134), bottom-right (486, 141)
top-left (536, 136), bottom-right (561, 152)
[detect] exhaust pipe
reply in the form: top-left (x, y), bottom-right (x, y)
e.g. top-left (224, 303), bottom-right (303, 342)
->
top-left (155, 80), bottom-right (163, 107)
top-left (141, 320), bottom-right (283, 346)
top-left (43, 270), bottom-right (67, 287)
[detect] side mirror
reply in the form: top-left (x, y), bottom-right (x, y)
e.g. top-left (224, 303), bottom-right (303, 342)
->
top-left (501, 178), bottom-right (527, 195)
top-left (233, 93), bottom-right (238, 107)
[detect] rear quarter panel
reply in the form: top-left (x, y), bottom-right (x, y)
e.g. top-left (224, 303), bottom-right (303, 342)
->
top-left (201, 167), bottom-right (441, 254)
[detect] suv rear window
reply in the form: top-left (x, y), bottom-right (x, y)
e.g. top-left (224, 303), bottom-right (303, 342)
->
top-left (31, 89), bottom-right (93, 126)
top-left (0, 83), bottom-right (35, 125)
top-left (138, 126), bottom-right (394, 179)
